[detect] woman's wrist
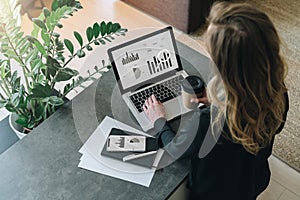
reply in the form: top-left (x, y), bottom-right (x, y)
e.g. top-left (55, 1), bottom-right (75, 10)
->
top-left (154, 117), bottom-right (167, 132)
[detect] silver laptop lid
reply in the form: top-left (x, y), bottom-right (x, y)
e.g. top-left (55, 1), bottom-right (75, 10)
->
top-left (108, 26), bottom-right (183, 94)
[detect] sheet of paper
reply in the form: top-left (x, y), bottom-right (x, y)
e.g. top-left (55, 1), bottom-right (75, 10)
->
top-left (0, 108), bottom-right (9, 122)
top-left (78, 116), bottom-right (156, 187)
top-left (79, 149), bottom-right (155, 187)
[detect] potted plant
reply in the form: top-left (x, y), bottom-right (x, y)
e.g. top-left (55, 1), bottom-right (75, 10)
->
top-left (0, 0), bottom-right (126, 138)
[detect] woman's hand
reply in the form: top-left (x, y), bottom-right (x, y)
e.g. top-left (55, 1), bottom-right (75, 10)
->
top-left (190, 89), bottom-right (210, 106)
top-left (143, 95), bottom-right (166, 124)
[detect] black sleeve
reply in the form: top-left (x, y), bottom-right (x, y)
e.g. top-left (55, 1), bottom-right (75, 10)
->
top-left (153, 107), bottom-right (211, 159)
top-left (276, 92), bottom-right (289, 134)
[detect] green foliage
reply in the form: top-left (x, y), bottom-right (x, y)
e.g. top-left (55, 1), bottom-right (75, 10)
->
top-left (64, 39), bottom-right (74, 54)
top-left (0, 0), bottom-right (127, 131)
top-left (74, 31), bottom-right (83, 47)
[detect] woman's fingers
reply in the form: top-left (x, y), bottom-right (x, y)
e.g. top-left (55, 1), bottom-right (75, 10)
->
top-left (144, 99), bottom-right (148, 108)
top-left (144, 95), bottom-right (157, 107)
top-left (142, 94), bottom-right (166, 123)
top-left (151, 94), bottom-right (158, 103)
top-left (143, 104), bottom-right (148, 112)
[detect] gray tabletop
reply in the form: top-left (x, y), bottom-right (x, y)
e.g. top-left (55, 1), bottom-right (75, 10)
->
top-left (0, 41), bottom-right (211, 200)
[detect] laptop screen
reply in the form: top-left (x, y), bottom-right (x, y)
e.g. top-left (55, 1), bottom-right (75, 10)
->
top-left (108, 27), bottom-right (182, 93)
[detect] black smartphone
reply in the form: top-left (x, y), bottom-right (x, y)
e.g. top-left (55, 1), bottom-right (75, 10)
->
top-left (107, 128), bottom-right (159, 152)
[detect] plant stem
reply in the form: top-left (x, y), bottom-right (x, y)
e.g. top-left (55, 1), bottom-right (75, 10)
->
top-left (30, 100), bottom-right (36, 118)
top-left (48, 104), bottom-right (52, 116)
top-left (17, 108), bottom-right (27, 116)
top-left (63, 54), bottom-right (76, 68)
top-left (43, 102), bottom-right (48, 120)
top-left (61, 65), bottom-right (107, 98)
top-left (62, 34), bottom-right (114, 68)
top-left (49, 68), bottom-right (63, 88)
top-left (3, 28), bottom-right (31, 92)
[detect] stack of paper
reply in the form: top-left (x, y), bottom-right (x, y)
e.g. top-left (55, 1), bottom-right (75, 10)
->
top-left (78, 116), bottom-right (162, 187)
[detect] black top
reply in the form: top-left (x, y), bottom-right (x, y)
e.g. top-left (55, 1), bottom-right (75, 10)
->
top-left (154, 94), bottom-right (289, 200)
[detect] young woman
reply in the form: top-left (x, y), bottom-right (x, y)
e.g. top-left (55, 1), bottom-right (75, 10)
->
top-left (143, 2), bottom-right (289, 199)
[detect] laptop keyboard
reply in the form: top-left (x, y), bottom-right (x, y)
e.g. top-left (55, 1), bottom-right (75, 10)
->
top-left (129, 75), bottom-right (184, 112)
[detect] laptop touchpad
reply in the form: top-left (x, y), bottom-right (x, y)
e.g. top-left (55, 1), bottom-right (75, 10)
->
top-left (164, 98), bottom-right (183, 120)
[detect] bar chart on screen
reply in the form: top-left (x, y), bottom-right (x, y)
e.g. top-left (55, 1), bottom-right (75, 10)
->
top-left (147, 51), bottom-right (172, 75)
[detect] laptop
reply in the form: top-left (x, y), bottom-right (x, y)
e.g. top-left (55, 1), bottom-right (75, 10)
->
top-left (108, 27), bottom-right (191, 131)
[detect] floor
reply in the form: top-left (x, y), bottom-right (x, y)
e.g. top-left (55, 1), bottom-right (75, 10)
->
top-left (4, 0), bottom-right (300, 199)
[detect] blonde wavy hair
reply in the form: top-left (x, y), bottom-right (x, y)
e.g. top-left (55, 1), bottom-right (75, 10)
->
top-left (205, 2), bottom-right (288, 154)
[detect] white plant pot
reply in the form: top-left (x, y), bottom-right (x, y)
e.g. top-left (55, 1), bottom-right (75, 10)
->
top-left (9, 113), bottom-right (27, 139)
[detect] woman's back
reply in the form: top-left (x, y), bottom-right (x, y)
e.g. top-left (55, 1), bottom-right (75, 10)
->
top-left (205, 2), bottom-right (288, 155)
top-left (143, 2), bottom-right (289, 199)
top-left (188, 100), bottom-right (288, 199)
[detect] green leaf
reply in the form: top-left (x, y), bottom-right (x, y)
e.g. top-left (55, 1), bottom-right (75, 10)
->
top-left (47, 96), bottom-right (64, 106)
top-left (31, 13), bottom-right (45, 38)
top-left (100, 21), bottom-right (107, 36)
top-left (104, 37), bottom-right (111, 42)
top-left (28, 83), bottom-right (52, 99)
top-left (0, 66), bottom-right (5, 79)
top-left (107, 22), bottom-right (113, 34)
top-left (31, 59), bottom-right (44, 74)
top-left (86, 27), bottom-right (94, 42)
top-left (52, 32), bottom-right (60, 37)
top-left (41, 29), bottom-right (50, 45)
top-left (118, 28), bottom-right (128, 36)
top-left (32, 18), bottom-right (47, 30)
top-left (74, 31), bottom-right (83, 47)
top-left (46, 6), bottom-right (73, 31)
top-left (63, 83), bottom-right (71, 94)
top-left (20, 43), bottom-right (30, 56)
top-left (12, 77), bottom-right (21, 93)
top-left (10, 93), bottom-right (20, 107)
top-left (0, 100), bottom-right (7, 108)
top-left (15, 115), bottom-right (29, 128)
top-left (32, 115), bottom-right (43, 124)
top-left (93, 22), bottom-right (100, 38)
top-left (34, 103), bottom-right (45, 119)
top-left (26, 35), bottom-right (38, 43)
top-left (10, 27), bottom-right (21, 38)
top-left (54, 68), bottom-right (79, 82)
top-left (108, 35), bottom-right (115, 40)
top-left (64, 39), bottom-right (74, 54)
top-left (3, 49), bottom-right (17, 58)
top-left (27, 122), bottom-right (35, 129)
top-left (99, 39), bottom-right (106, 45)
top-left (34, 40), bottom-right (47, 56)
top-left (43, 7), bottom-right (51, 17)
top-left (76, 49), bottom-right (85, 58)
top-left (56, 23), bottom-right (63, 28)
top-left (86, 45), bottom-right (93, 51)
top-left (46, 56), bottom-right (62, 77)
top-left (18, 88), bottom-right (26, 110)
top-left (11, 32), bottom-right (24, 42)
top-left (10, 71), bottom-right (18, 83)
top-left (51, 0), bottom-right (59, 11)
top-left (112, 23), bottom-right (121, 32)
top-left (15, 37), bottom-right (28, 49)
top-left (5, 103), bottom-right (16, 112)
top-left (25, 49), bottom-right (38, 64)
